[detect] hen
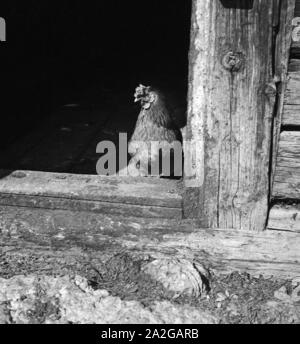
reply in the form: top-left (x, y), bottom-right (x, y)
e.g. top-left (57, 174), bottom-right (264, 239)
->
top-left (127, 84), bottom-right (183, 177)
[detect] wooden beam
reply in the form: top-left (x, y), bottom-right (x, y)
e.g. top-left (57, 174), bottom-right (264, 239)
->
top-left (271, 0), bottom-right (296, 195)
top-left (268, 204), bottom-right (300, 232)
top-left (291, 0), bottom-right (300, 58)
top-left (291, 43), bottom-right (300, 59)
top-left (288, 59), bottom-right (300, 72)
top-left (184, 0), bottom-right (294, 230)
top-left (292, 0), bottom-right (300, 55)
top-left (291, 13), bottom-right (300, 59)
top-left (273, 131), bottom-right (300, 199)
top-left (1, 205), bottom-right (300, 279)
top-left (283, 72), bottom-right (300, 126)
top-left (0, 170), bottom-right (182, 219)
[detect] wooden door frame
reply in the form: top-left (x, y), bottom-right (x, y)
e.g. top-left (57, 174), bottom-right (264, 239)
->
top-left (0, 0), bottom-right (296, 231)
top-left (183, 0), bottom-right (296, 231)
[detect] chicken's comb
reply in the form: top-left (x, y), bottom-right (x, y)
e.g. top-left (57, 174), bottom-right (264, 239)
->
top-left (135, 84), bottom-right (151, 97)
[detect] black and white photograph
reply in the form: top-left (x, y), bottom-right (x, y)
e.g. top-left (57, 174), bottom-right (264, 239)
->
top-left (0, 0), bottom-right (300, 327)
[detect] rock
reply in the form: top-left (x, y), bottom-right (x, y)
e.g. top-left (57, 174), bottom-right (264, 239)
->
top-left (215, 293), bottom-right (227, 303)
top-left (291, 285), bottom-right (300, 303)
top-left (0, 274), bottom-right (216, 324)
top-left (274, 285), bottom-right (300, 304)
top-left (274, 286), bottom-right (291, 303)
top-left (292, 277), bottom-right (300, 287)
top-left (142, 259), bottom-right (209, 297)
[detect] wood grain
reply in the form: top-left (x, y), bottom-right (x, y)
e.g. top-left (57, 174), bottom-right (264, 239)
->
top-left (288, 59), bottom-right (300, 72)
top-left (273, 131), bottom-right (300, 199)
top-left (268, 204), bottom-right (300, 232)
top-left (291, 0), bottom-right (300, 57)
top-left (283, 72), bottom-right (300, 126)
top-left (185, 0), bottom-right (293, 230)
top-left (291, 43), bottom-right (300, 59)
top-left (1, 205), bottom-right (300, 279)
top-left (0, 170), bottom-right (182, 218)
top-left (271, 0), bottom-right (296, 192)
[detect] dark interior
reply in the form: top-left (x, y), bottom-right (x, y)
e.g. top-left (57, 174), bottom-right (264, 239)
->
top-left (0, 0), bottom-right (191, 174)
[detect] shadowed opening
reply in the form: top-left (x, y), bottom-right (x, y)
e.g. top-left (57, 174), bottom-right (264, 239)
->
top-left (0, 0), bottom-right (192, 176)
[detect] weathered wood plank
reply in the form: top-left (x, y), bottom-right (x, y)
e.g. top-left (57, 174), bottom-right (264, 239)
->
top-left (0, 193), bottom-right (182, 219)
top-left (185, 0), bottom-right (292, 230)
top-left (268, 204), bottom-right (300, 232)
top-left (0, 170), bottom-right (182, 218)
top-left (291, 7), bottom-right (300, 58)
top-left (273, 131), bottom-right (300, 198)
top-left (291, 43), bottom-right (300, 59)
top-left (1, 206), bottom-right (300, 279)
top-left (283, 72), bottom-right (300, 126)
top-left (284, 73), bottom-right (300, 106)
top-left (288, 59), bottom-right (300, 72)
top-left (271, 0), bottom-right (296, 192)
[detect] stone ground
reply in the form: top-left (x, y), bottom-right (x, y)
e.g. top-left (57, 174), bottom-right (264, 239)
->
top-left (1, 252), bottom-right (300, 324)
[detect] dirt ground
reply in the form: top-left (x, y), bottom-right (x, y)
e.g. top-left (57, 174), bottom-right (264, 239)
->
top-left (1, 252), bottom-right (300, 324)
top-left (1, 90), bottom-right (298, 324)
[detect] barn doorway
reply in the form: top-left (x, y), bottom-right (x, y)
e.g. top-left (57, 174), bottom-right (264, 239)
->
top-left (0, 1), bottom-right (192, 175)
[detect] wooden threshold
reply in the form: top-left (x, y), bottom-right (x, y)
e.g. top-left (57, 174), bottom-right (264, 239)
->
top-left (0, 170), bottom-right (183, 219)
top-left (1, 205), bottom-right (300, 279)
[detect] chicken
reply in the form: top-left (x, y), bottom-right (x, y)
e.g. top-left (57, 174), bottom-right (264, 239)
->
top-left (127, 84), bottom-right (183, 177)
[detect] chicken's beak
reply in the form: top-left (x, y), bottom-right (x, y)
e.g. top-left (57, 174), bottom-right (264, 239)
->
top-left (134, 95), bottom-right (142, 103)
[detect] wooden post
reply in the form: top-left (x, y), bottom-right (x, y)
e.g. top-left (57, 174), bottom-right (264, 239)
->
top-left (184, 0), bottom-right (295, 231)
top-left (271, 0), bottom-right (296, 194)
